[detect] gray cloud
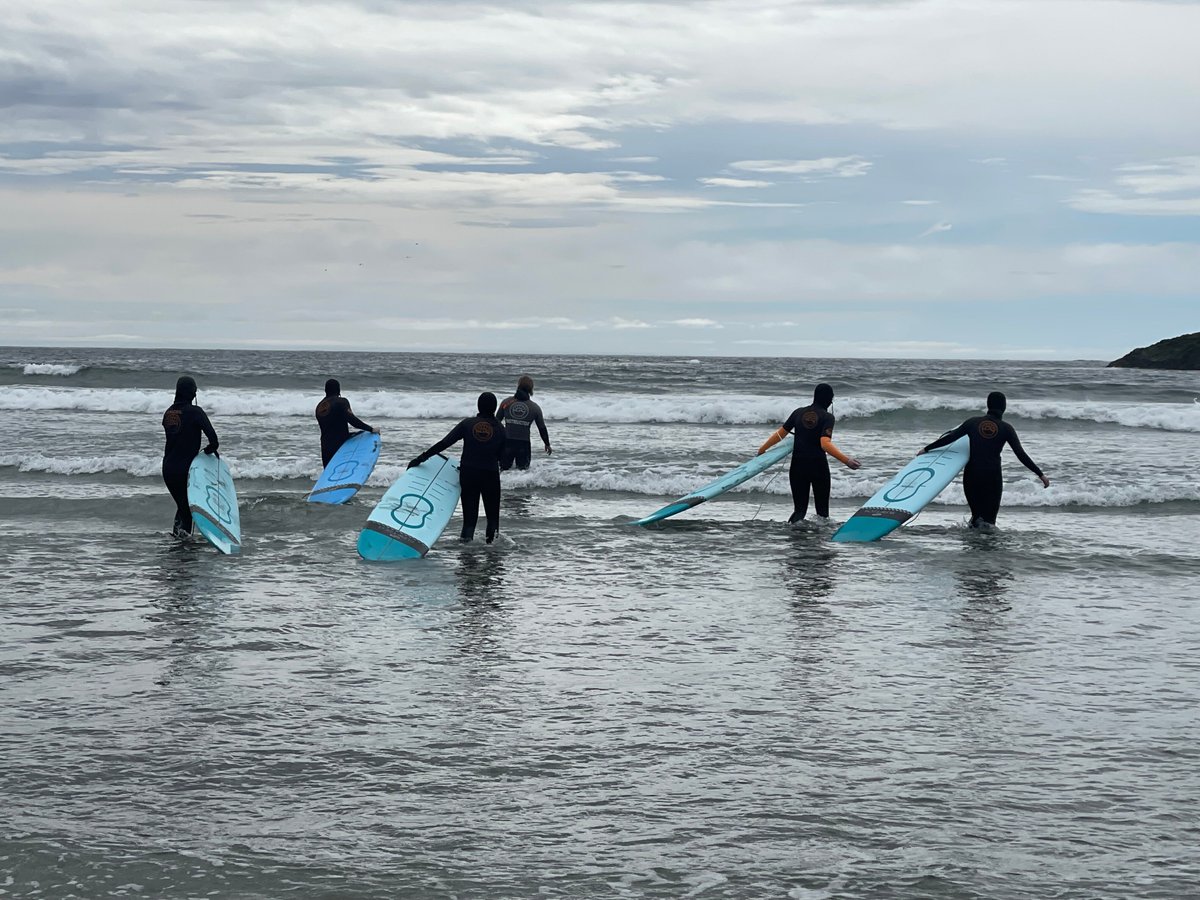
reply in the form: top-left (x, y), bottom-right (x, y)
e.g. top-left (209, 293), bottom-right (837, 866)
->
top-left (1, 0), bottom-right (1198, 356)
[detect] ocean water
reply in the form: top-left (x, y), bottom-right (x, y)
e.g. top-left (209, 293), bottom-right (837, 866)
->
top-left (2, 347), bottom-right (1199, 899)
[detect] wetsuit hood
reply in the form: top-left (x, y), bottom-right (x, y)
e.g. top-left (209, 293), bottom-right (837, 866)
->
top-left (987, 391), bottom-right (1007, 417)
top-left (813, 382), bottom-right (834, 410)
top-left (478, 391), bottom-right (498, 416)
top-left (174, 376), bottom-right (197, 404)
top-left (324, 378), bottom-right (340, 397)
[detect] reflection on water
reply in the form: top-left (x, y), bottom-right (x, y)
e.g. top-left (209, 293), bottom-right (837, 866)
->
top-left (782, 537), bottom-right (838, 604)
top-left (145, 543), bottom-right (232, 688)
top-left (453, 546), bottom-right (510, 657)
top-left (955, 531), bottom-right (1016, 605)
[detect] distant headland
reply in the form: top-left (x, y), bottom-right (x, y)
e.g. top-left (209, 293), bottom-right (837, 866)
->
top-left (1108, 332), bottom-right (1200, 370)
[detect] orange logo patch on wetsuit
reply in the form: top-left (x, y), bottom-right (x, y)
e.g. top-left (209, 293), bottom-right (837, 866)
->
top-left (316, 399), bottom-right (332, 418)
top-left (163, 410), bottom-right (182, 432)
top-left (472, 421), bottom-right (495, 442)
top-left (978, 419), bottom-right (1000, 439)
top-left (801, 410), bottom-right (820, 429)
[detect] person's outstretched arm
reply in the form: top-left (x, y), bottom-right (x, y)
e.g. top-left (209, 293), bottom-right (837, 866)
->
top-left (341, 399), bottom-right (378, 435)
top-left (758, 426), bottom-right (790, 455)
top-left (198, 408), bottom-right (219, 454)
top-left (534, 408), bottom-right (551, 453)
top-left (407, 422), bottom-right (465, 468)
top-left (821, 436), bottom-right (861, 470)
top-left (923, 422), bottom-right (968, 454)
top-left (1006, 426), bottom-right (1050, 487)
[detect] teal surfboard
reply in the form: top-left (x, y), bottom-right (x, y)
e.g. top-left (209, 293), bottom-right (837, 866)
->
top-left (357, 454), bottom-right (461, 560)
top-left (187, 452), bottom-right (241, 555)
top-left (632, 436), bottom-right (794, 526)
top-left (832, 436), bottom-right (970, 543)
top-left (308, 432), bottom-right (381, 504)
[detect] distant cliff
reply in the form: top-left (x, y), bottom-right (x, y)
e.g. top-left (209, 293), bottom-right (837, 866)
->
top-left (1108, 332), bottom-right (1200, 370)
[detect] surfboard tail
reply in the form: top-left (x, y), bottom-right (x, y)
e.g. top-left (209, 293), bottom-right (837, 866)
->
top-left (631, 499), bottom-right (703, 526)
top-left (191, 507), bottom-right (241, 554)
top-left (357, 521), bottom-right (428, 560)
top-left (830, 508), bottom-right (911, 543)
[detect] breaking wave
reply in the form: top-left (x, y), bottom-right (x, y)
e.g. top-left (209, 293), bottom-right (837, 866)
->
top-left (2, 386), bottom-right (1199, 431)
top-left (11, 363), bottom-right (85, 376)
top-left (3, 453), bottom-right (1197, 509)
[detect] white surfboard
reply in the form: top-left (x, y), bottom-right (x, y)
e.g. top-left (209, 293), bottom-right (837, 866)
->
top-left (307, 432), bottom-right (381, 504)
top-left (357, 454), bottom-right (461, 560)
top-left (832, 436), bottom-right (970, 542)
top-left (631, 437), bottom-right (794, 525)
top-left (187, 452), bottom-right (241, 554)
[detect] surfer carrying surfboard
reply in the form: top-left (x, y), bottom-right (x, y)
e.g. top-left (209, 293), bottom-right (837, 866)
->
top-left (758, 383), bottom-right (861, 525)
top-left (316, 378), bottom-right (379, 466)
top-left (161, 375), bottom-right (219, 538)
top-left (407, 392), bottom-right (508, 543)
top-left (921, 391), bottom-right (1050, 529)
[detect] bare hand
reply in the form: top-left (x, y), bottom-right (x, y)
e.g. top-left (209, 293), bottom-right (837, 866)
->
top-left (846, 457), bottom-right (862, 471)
top-left (1040, 475), bottom-right (1051, 488)
top-left (372, 426), bottom-right (381, 435)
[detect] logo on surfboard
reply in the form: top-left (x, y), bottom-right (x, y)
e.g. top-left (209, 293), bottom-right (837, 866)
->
top-left (390, 494), bottom-right (436, 529)
top-left (205, 484), bottom-right (235, 524)
top-left (329, 460), bottom-right (360, 482)
top-left (882, 467), bottom-right (935, 503)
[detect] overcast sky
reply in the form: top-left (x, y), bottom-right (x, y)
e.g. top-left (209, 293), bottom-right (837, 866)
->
top-left (3, 0), bottom-right (1198, 358)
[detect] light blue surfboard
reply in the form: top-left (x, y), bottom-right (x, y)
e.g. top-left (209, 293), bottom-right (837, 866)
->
top-left (357, 454), bottom-right (461, 560)
top-left (307, 432), bottom-right (381, 504)
top-left (632, 436), bottom-right (795, 526)
top-left (831, 435), bottom-right (970, 543)
top-left (187, 452), bottom-right (241, 555)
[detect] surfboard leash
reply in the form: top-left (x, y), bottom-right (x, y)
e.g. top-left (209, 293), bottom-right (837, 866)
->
top-left (750, 470), bottom-right (785, 522)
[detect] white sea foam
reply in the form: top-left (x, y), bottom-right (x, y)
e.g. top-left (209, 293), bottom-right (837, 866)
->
top-left (12, 363), bottom-right (84, 376)
top-left (3, 385), bottom-right (1200, 431)
top-left (3, 453), bottom-right (1196, 508)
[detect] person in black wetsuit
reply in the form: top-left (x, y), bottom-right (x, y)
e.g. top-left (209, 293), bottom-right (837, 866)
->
top-left (758, 382), bottom-right (861, 524)
top-left (407, 392), bottom-right (507, 543)
top-left (922, 391), bottom-right (1050, 529)
top-left (161, 375), bottom-right (219, 538)
top-left (498, 375), bottom-right (551, 471)
top-left (315, 378), bottom-right (378, 467)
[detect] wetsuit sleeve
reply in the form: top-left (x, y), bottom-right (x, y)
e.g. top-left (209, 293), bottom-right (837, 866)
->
top-left (340, 399), bottom-right (372, 432)
top-left (758, 426), bottom-right (789, 454)
top-left (1005, 424), bottom-right (1044, 477)
top-left (197, 407), bottom-right (219, 452)
top-left (923, 422), bottom-right (969, 454)
top-left (420, 421), bottom-right (466, 460)
top-left (533, 405), bottom-right (549, 444)
top-left (820, 436), bottom-right (852, 465)
top-left (498, 399), bottom-right (510, 422)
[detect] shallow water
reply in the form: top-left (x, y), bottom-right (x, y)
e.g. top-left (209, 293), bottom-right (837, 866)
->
top-left (2, 348), bottom-right (1199, 897)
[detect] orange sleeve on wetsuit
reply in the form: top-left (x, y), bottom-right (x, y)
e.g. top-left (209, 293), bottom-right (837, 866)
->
top-left (758, 426), bottom-right (788, 455)
top-left (821, 436), bottom-right (851, 465)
